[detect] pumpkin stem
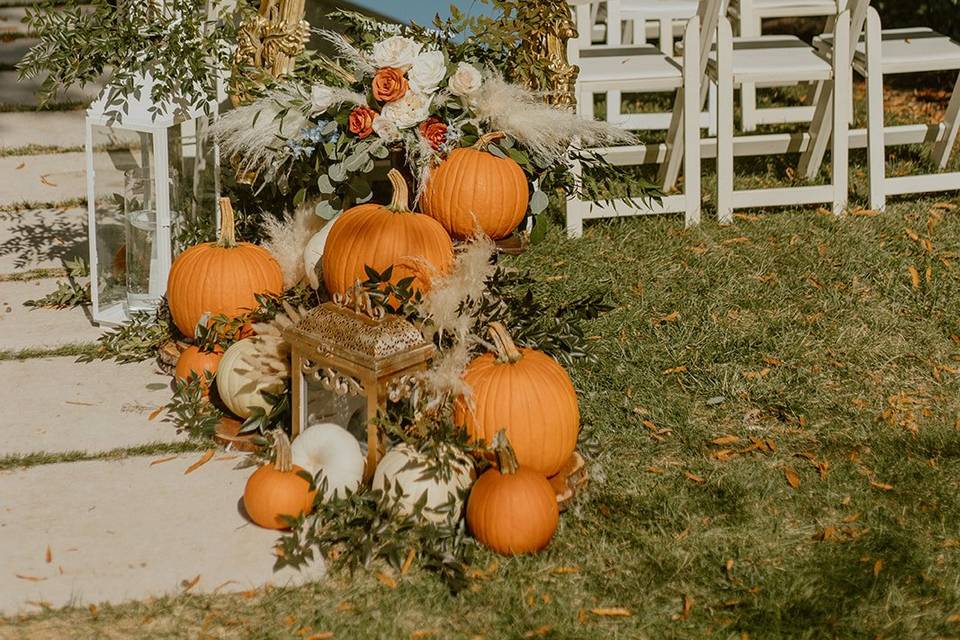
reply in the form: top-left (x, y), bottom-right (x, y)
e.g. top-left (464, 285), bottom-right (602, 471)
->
top-left (272, 430), bottom-right (293, 473)
top-left (491, 429), bottom-right (520, 475)
top-left (473, 131), bottom-right (506, 151)
top-left (487, 321), bottom-right (522, 364)
top-left (218, 197), bottom-right (238, 248)
top-left (387, 169), bottom-right (410, 213)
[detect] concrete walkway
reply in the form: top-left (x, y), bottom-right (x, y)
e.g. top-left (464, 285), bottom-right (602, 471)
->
top-left (0, 25), bottom-right (325, 617)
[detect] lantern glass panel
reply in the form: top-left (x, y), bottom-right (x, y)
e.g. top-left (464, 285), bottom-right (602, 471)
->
top-left (168, 118), bottom-right (219, 252)
top-left (304, 373), bottom-right (369, 444)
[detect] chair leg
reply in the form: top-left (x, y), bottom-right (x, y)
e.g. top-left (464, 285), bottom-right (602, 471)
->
top-left (606, 90), bottom-right (622, 124)
top-left (717, 18), bottom-right (735, 224)
top-left (707, 81), bottom-right (718, 137)
top-left (798, 82), bottom-right (833, 179)
top-left (567, 146), bottom-right (585, 238)
top-left (682, 16), bottom-right (701, 227)
top-left (864, 9), bottom-right (886, 212)
top-left (658, 91), bottom-right (685, 190)
top-left (831, 10), bottom-right (850, 216)
top-left (932, 71), bottom-right (960, 170)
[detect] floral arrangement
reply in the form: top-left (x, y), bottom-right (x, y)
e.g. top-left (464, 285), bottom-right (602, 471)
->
top-left (214, 11), bottom-right (635, 227)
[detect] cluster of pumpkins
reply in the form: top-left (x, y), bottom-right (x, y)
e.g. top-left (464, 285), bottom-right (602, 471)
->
top-left (166, 135), bottom-right (581, 556)
top-left (242, 320), bottom-right (580, 557)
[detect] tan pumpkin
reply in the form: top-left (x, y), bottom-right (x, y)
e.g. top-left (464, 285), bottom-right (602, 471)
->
top-left (322, 169), bottom-right (454, 297)
top-left (420, 131), bottom-right (529, 240)
top-left (243, 431), bottom-right (315, 530)
top-left (167, 198), bottom-right (283, 338)
top-left (216, 336), bottom-right (288, 419)
top-left (466, 430), bottom-right (559, 556)
top-left (454, 322), bottom-right (579, 477)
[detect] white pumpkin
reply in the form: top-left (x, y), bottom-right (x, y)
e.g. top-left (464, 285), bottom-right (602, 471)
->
top-left (291, 423), bottom-right (364, 500)
top-left (303, 219), bottom-right (337, 290)
top-left (216, 336), bottom-right (288, 419)
top-left (372, 444), bottom-right (475, 524)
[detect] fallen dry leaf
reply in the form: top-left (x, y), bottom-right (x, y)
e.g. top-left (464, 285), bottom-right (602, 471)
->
top-left (590, 607), bottom-right (632, 618)
top-left (725, 559), bottom-right (735, 580)
top-left (712, 435), bottom-right (741, 446)
top-left (523, 625), bottom-right (554, 638)
top-left (762, 356), bottom-right (783, 367)
top-left (663, 366), bottom-right (688, 375)
top-left (89, 604), bottom-right (98, 616)
top-left (184, 450), bottom-right (215, 474)
top-left (550, 566), bottom-right (579, 575)
top-left (377, 572), bottom-right (398, 589)
top-left (335, 601), bottom-right (354, 613)
top-left (683, 471), bottom-right (706, 484)
top-left (45, 546), bottom-right (52, 564)
top-left (873, 559), bottom-right (884, 576)
top-left (39, 174), bottom-right (57, 187)
top-left (721, 236), bottom-right (750, 246)
top-left (679, 594), bottom-right (694, 620)
top-left (150, 455), bottom-right (178, 466)
top-left (148, 406), bottom-right (165, 421)
top-left (657, 311), bottom-right (681, 324)
top-left (578, 609), bottom-right (588, 624)
top-left (411, 631), bottom-right (438, 639)
top-left (931, 202), bottom-right (956, 211)
top-left (947, 613), bottom-right (960, 623)
top-left (181, 574), bottom-right (201, 591)
top-left (869, 480), bottom-right (894, 491)
top-left (15, 574), bottom-right (46, 582)
top-left (784, 466), bottom-right (801, 490)
top-left (851, 208), bottom-right (880, 217)
top-left (909, 266), bottom-right (921, 290)
top-left (212, 580), bottom-right (239, 593)
top-left (904, 228), bottom-right (920, 241)
top-left (15, 162), bottom-right (25, 170)
top-left (401, 548), bottom-right (416, 576)
top-left (306, 633), bottom-right (334, 640)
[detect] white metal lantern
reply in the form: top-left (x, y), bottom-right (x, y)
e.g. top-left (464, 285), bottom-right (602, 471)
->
top-left (85, 72), bottom-right (220, 325)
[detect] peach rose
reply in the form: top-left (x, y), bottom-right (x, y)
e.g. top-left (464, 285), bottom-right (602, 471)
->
top-left (419, 116), bottom-right (448, 151)
top-left (349, 107), bottom-right (378, 139)
top-left (373, 67), bottom-right (408, 103)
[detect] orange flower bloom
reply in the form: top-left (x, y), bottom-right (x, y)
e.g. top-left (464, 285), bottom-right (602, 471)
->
top-left (419, 116), bottom-right (448, 151)
top-left (349, 107), bottom-right (378, 139)
top-left (372, 67), bottom-right (409, 103)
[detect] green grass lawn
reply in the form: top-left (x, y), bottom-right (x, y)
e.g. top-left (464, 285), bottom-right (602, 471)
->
top-left (6, 184), bottom-right (960, 638)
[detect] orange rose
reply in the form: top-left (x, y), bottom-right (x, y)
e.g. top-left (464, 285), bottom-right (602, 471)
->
top-left (349, 107), bottom-right (377, 139)
top-left (419, 116), bottom-right (448, 151)
top-left (372, 67), bottom-right (409, 103)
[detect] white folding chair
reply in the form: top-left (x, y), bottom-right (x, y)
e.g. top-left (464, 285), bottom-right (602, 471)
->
top-left (710, 5), bottom-right (851, 221)
top-left (728, 0), bottom-right (840, 131)
top-left (583, 0), bottom-right (718, 136)
top-left (566, 0), bottom-right (721, 235)
top-left (810, 0), bottom-right (960, 210)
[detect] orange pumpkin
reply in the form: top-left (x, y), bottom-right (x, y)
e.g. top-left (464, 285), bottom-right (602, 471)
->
top-left (174, 346), bottom-right (223, 395)
top-left (167, 198), bottom-right (283, 338)
top-left (454, 322), bottom-right (580, 477)
top-left (243, 431), bottom-right (315, 530)
top-left (466, 430), bottom-right (559, 556)
top-left (322, 169), bottom-right (453, 297)
top-left (421, 131), bottom-right (529, 240)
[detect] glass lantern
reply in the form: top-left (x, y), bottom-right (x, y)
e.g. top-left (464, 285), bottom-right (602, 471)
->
top-left (284, 288), bottom-right (435, 478)
top-left (85, 72), bottom-right (220, 325)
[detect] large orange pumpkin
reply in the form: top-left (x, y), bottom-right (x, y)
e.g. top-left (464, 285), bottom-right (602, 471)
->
top-left (167, 198), bottom-right (283, 338)
top-left (322, 169), bottom-right (453, 297)
top-left (420, 131), bottom-right (529, 240)
top-left (454, 322), bottom-right (579, 477)
top-left (174, 345), bottom-right (223, 396)
top-left (243, 431), bottom-right (315, 530)
top-left (466, 430), bottom-right (559, 556)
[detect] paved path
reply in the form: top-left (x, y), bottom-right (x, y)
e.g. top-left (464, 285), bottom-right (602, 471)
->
top-left (0, 20), bottom-right (326, 617)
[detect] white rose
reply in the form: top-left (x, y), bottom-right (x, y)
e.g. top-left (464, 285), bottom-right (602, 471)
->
top-left (407, 50), bottom-right (447, 94)
top-left (310, 84), bottom-right (336, 113)
top-left (372, 36), bottom-right (422, 71)
top-left (372, 114), bottom-right (402, 143)
top-left (380, 91), bottom-right (433, 129)
top-left (448, 62), bottom-right (483, 97)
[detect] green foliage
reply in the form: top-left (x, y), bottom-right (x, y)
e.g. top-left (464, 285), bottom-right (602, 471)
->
top-left (18, 0), bottom-right (250, 118)
top-left (79, 300), bottom-right (175, 364)
top-left (163, 371), bottom-right (222, 439)
top-left (23, 257), bottom-right (91, 309)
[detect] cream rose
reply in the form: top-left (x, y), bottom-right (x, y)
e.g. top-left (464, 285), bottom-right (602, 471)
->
top-left (372, 36), bottom-right (422, 71)
top-left (380, 90), bottom-right (433, 129)
top-left (372, 113), bottom-right (402, 143)
top-left (448, 62), bottom-right (483, 97)
top-left (310, 84), bottom-right (336, 113)
top-left (408, 50), bottom-right (447, 94)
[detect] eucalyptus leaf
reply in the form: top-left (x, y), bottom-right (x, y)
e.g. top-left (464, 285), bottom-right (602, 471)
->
top-left (487, 144), bottom-right (507, 159)
top-left (317, 174), bottom-right (336, 194)
top-left (315, 200), bottom-right (340, 220)
top-left (530, 189), bottom-right (549, 215)
top-left (344, 151), bottom-right (370, 173)
top-left (329, 163), bottom-right (348, 183)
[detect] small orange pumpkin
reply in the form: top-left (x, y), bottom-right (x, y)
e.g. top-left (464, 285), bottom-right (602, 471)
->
top-left (167, 198), bottom-right (283, 338)
top-left (174, 345), bottom-right (223, 395)
top-left (466, 430), bottom-right (559, 556)
top-left (322, 169), bottom-right (453, 297)
top-left (420, 131), bottom-right (529, 240)
top-left (243, 431), bottom-right (315, 530)
top-left (454, 322), bottom-right (580, 477)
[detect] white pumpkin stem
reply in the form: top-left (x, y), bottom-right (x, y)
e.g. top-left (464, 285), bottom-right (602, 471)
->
top-left (272, 430), bottom-right (294, 473)
top-left (487, 321), bottom-right (522, 364)
top-left (491, 429), bottom-right (519, 475)
top-left (474, 131), bottom-right (506, 151)
top-left (218, 197), bottom-right (238, 248)
top-left (387, 169), bottom-right (410, 213)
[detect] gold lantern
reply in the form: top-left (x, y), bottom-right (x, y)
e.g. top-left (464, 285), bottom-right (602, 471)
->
top-left (284, 287), bottom-right (434, 478)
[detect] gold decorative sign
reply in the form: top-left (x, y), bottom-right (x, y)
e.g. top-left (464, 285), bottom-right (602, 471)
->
top-left (514, 0), bottom-right (579, 109)
top-left (230, 0), bottom-right (309, 106)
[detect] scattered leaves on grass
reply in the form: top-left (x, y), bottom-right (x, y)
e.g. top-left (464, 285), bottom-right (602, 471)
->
top-left (550, 566), bottom-right (579, 575)
top-left (784, 466), bottom-right (801, 489)
top-left (184, 450), bottom-right (214, 474)
top-left (869, 480), bottom-right (894, 491)
top-left (590, 607), bottom-right (632, 618)
top-left (663, 366), bottom-right (688, 375)
top-left (377, 572), bottom-right (398, 589)
top-left (655, 311), bottom-right (680, 324)
top-left (947, 613), bottom-right (960, 623)
top-left (721, 237), bottom-right (750, 246)
top-left (712, 435), bottom-right (740, 446)
top-left (908, 266), bottom-right (921, 289)
top-left (306, 633), bottom-right (334, 640)
top-left (873, 559), bottom-right (884, 576)
top-left (679, 594), bottom-right (695, 620)
top-left (850, 208), bottom-right (880, 217)
top-left (88, 604), bottom-right (97, 616)
top-left (401, 548), bottom-right (416, 576)
top-left (411, 631), bottom-right (438, 639)
top-left (683, 471), bottom-right (705, 484)
top-left (523, 625), bottom-right (553, 638)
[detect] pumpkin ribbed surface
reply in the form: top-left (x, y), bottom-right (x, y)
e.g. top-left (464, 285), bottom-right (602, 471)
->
top-left (174, 346), bottom-right (222, 394)
top-left (466, 466), bottom-right (559, 555)
top-left (322, 170), bottom-right (454, 296)
top-left (421, 141), bottom-right (529, 240)
top-left (243, 463), bottom-right (314, 530)
top-left (455, 348), bottom-right (580, 477)
top-left (167, 198), bottom-right (282, 338)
